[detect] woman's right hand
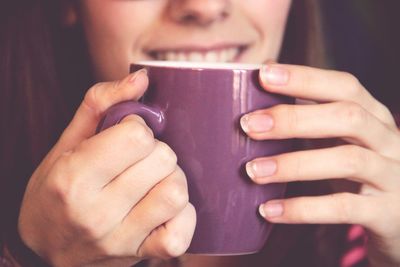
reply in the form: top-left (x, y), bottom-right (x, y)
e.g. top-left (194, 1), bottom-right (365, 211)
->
top-left (17, 69), bottom-right (196, 267)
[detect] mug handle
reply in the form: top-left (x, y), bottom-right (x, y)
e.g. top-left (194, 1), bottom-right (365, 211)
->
top-left (96, 101), bottom-right (166, 135)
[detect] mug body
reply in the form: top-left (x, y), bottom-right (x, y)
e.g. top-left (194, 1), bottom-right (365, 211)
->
top-left (129, 62), bottom-right (294, 254)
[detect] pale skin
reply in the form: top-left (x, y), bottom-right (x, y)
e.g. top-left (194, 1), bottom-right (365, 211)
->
top-left (16, 0), bottom-right (400, 267)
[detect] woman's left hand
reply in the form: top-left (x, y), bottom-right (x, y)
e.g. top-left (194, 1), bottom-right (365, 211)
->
top-left (240, 64), bottom-right (400, 267)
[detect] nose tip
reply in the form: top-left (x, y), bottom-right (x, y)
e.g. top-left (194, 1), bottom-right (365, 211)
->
top-left (169, 0), bottom-right (231, 26)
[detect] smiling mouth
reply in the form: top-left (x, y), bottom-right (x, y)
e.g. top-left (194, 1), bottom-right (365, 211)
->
top-left (147, 45), bottom-right (248, 63)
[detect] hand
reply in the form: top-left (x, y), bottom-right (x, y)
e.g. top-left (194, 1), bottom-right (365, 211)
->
top-left (241, 64), bottom-right (400, 266)
top-left (18, 69), bottom-right (196, 267)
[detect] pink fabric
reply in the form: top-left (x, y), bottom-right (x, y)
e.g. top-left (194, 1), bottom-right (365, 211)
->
top-left (347, 225), bottom-right (366, 242)
top-left (341, 246), bottom-right (367, 267)
top-left (340, 225), bottom-right (368, 267)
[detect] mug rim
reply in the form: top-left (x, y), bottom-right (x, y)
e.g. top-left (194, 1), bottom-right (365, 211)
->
top-left (133, 61), bottom-right (262, 70)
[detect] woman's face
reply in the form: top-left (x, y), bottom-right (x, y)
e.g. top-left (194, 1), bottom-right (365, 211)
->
top-left (73, 0), bottom-right (291, 81)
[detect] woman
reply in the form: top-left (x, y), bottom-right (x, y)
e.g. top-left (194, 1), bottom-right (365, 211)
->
top-left (1, 0), bottom-right (399, 266)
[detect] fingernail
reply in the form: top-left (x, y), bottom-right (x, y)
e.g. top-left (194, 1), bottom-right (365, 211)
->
top-left (240, 114), bottom-right (274, 133)
top-left (246, 160), bottom-right (276, 179)
top-left (260, 65), bottom-right (289, 86)
top-left (128, 68), bottom-right (147, 83)
top-left (260, 202), bottom-right (283, 218)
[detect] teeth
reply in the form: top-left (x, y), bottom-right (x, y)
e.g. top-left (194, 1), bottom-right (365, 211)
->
top-left (177, 52), bottom-right (186, 62)
top-left (166, 51), bottom-right (176, 61)
top-left (219, 49), bottom-right (228, 62)
top-left (204, 51), bottom-right (218, 62)
top-left (154, 47), bottom-right (240, 63)
top-left (188, 52), bottom-right (203, 62)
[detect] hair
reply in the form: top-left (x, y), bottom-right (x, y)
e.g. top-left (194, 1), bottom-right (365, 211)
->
top-left (0, 0), bottom-right (347, 266)
top-left (0, 0), bottom-right (92, 258)
top-left (280, 0), bottom-right (326, 68)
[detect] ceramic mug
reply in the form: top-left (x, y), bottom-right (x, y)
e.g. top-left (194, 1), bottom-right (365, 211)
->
top-left (97, 61), bottom-right (295, 255)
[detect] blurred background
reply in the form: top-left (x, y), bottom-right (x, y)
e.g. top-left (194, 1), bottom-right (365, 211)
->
top-left (321, 1), bottom-right (400, 112)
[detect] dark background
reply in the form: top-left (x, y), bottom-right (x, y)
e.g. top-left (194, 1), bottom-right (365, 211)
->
top-left (321, 1), bottom-right (400, 111)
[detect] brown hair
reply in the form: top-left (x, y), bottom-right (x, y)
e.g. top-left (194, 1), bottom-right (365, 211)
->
top-left (0, 0), bottom-right (343, 265)
top-left (280, 0), bottom-right (326, 68)
top-left (0, 0), bottom-right (92, 256)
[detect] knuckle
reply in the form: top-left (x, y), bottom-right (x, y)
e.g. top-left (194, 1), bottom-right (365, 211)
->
top-left (375, 102), bottom-right (395, 125)
top-left (159, 233), bottom-right (189, 258)
top-left (342, 145), bottom-right (369, 176)
top-left (185, 203), bottom-right (197, 223)
top-left (161, 173), bottom-right (189, 212)
top-left (124, 120), bottom-right (155, 149)
top-left (76, 212), bottom-right (109, 240)
top-left (155, 141), bottom-right (178, 168)
top-left (338, 102), bottom-right (368, 131)
top-left (342, 72), bottom-right (362, 98)
top-left (69, 206), bottom-right (112, 241)
top-left (173, 167), bottom-right (188, 187)
top-left (48, 152), bottom-right (79, 205)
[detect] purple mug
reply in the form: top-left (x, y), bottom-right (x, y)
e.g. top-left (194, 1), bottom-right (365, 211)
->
top-left (97, 61), bottom-right (294, 255)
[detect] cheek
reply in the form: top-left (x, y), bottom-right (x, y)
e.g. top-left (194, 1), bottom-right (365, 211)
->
top-left (244, 0), bottom-right (291, 35)
top-left (241, 0), bottom-right (291, 60)
top-left (79, 2), bottom-right (164, 81)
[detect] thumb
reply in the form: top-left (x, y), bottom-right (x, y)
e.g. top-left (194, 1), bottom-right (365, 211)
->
top-left (48, 69), bottom-right (148, 163)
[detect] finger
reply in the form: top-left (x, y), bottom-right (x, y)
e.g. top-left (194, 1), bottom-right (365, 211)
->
top-left (46, 69), bottom-right (149, 166)
top-left (241, 101), bottom-right (400, 158)
top-left (99, 140), bottom-right (178, 219)
top-left (54, 114), bottom-right (156, 189)
top-left (246, 145), bottom-right (400, 192)
top-left (259, 64), bottom-right (396, 127)
top-left (107, 167), bottom-right (189, 256)
top-left (259, 193), bottom-right (376, 227)
top-left (138, 203), bottom-right (196, 259)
